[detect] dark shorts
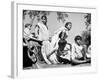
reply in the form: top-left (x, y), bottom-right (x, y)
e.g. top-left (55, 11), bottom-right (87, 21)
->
top-left (56, 55), bottom-right (71, 64)
top-left (23, 46), bottom-right (33, 68)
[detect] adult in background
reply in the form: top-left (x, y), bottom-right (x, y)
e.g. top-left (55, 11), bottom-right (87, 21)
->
top-left (34, 15), bottom-right (52, 64)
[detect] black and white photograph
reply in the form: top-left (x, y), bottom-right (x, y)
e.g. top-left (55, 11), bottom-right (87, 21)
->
top-left (23, 10), bottom-right (91, 69)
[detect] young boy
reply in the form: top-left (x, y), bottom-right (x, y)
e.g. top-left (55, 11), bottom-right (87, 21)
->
top-left (71, 35), bottom-right (88, 65)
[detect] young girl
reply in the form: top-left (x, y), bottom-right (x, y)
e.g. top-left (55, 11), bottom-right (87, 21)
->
top-left (56, 31), bottom-right (71, 64)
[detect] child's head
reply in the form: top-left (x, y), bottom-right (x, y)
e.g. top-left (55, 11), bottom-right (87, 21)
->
top-left (65, 22), bottom-right (72, 31)
top-left (41, 15), bottom-right (47, 25)
top-left (25, 24), bottom-right (32, 29)
top-left (74, 35), bottom-right (82, 45)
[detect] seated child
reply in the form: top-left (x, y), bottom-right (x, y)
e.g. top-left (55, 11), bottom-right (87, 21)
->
top-left (71, 35), bottom-right (90, 65)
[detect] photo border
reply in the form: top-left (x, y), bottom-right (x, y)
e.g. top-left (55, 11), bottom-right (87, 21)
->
top-left (11, 1), bottom-right (97, 78)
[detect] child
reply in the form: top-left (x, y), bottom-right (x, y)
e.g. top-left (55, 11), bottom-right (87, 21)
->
top-left (56, 31), bottom-right (71, 64)
top-left (71, 35), bottom-right (88, 65)
top-left (51, 22), bottom-right (72, 49)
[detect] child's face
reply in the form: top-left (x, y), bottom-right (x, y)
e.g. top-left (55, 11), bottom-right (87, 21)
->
top-left (76, 39), bottom-right (82, 45)
top-left (65, 23), bottom-right (72, 31)
top-left (27, 25), bottom-right (31, 29)
top-left (42, 17), bottom-right (47, 24)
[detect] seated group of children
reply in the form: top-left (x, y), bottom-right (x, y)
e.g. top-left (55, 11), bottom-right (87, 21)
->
top-left (48, 32), bottom-right (91, 65)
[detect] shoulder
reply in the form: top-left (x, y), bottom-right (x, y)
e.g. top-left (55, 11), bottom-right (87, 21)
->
top-left (72, 43), bottom-right (76, 47)
top-left (59, 26), bottom-right (65, 30)
top-left (37, 22), bottom-right (41, 27)
top-left (72, 43), bottom-right (82, 49)
top-left (37, 22), bottom-right (43, 27)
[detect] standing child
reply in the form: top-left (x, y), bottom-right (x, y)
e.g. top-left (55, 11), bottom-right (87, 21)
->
top-left (56, 31), bottom-right (71, 64)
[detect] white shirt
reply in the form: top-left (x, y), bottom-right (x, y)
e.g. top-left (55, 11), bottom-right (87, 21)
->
top-left (51, 26), bottom-right (69, 49)
top-left (35, 23), bottom-right (51, 64)
top-left (36, 22), bottom-right (49, 41)
top-left (60, 44), bottom-right (71, 61)
top-left (72, 43), bottom-right (83, 59)
top-left (54, 27), bottom-right (68, 35)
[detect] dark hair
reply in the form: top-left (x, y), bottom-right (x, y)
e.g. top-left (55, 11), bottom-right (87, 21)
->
top-left (74, 35), bottom-right (82, 42)
top-left (65, 22), bottom-right (72, 28)
top-left (25, 24), bottom-right (32, 28)
top-left (35, 24), bottom-right (39, 28)
top-left (41, 15), bottom-right (47, 20)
